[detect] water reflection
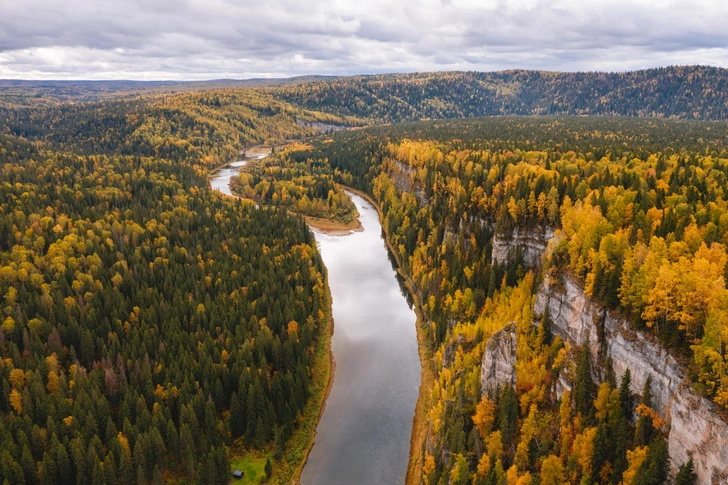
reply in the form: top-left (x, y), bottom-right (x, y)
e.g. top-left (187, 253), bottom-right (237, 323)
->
top-left (301, 193), bottom-right (421, 485)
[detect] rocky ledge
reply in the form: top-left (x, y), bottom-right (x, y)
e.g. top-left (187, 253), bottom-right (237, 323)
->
top-left (480, 321), bottom-right (518, 397)
top-left (534, 272), bottom-right (728, 484)
top-left (491, 226), bottom-right (556, 267)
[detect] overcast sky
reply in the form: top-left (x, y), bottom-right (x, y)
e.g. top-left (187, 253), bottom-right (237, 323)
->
top-left (1, 0), bottom-right (727, 80)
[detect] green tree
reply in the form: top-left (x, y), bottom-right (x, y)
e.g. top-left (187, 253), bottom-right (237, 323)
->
top-left (574, 341), bottom-right (596, 419)
top-left (675, 457), bottom-right (698, 485)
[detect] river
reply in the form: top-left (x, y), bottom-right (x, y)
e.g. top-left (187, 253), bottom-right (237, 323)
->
top-left (209, 160), bottom-right (250, 196)
top-left (209, 165), bottom-right (421, 485)
top-left (301, 193), bottom-right (421, 485)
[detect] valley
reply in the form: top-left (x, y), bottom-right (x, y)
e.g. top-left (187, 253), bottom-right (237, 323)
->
top-left (2, 68), bottom-right (728, 485)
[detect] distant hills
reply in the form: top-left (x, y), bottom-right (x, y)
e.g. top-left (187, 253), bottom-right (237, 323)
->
top-left (0, 76), bottom-right (337, 105)
top-left (3, 66), bottom-right (728, 121)
top-left (270, 66), bottom-right (728, 122)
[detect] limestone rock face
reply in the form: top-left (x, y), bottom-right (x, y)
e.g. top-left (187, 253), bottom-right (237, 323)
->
top-left (492, 226), bottom-right (555, 267)
top-left (534, 273), bottom-right (728, 484)
top-left (481, 322), bottom-right (518, 397)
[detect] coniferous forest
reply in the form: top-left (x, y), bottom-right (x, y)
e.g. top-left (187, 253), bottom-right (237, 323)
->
top-left (0, 91), bottom-right (334, 485)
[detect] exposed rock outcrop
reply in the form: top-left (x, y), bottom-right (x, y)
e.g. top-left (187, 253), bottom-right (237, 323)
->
top-left (443, 334), bottom-right (466, 368)
top-left (390, 160), bottom-right (428, 205)
top-left (492, 226), bottom-right (556, 267)
top-left (481, 322), bottom-right (518, 397)
top-left (534, 273), bottom-right (728, 484)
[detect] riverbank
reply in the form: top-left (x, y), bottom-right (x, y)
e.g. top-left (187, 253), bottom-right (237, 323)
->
top-left (207, 144), bottom-right (272, 178)
top-left (303, 213), bottom-right (362, 234)
top-left (275, 280), bottom-right (335, 485)
top-left (226, 269), bottom-right (334, 485)
top-left (344, 186), bottom-right (435, 485)
top-left (300, 191), bottom-right (420, 484)
top-left (208, 147), bottom-right (335, 485)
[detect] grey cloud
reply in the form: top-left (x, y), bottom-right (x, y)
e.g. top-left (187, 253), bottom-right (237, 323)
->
top-left (0, 0), bottom-right (727, 79)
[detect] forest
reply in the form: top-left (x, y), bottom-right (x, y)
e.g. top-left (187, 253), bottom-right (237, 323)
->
top-left (276, 116), bottom-right (728, 485)
top-left (4, 69), bottom-right (728, 485)
top-left (229, 143), bottom-right (359, 231)
top-left (0, 89), bottom-right (357, 168)
top-left (0, 90), bottom-right (337, 484)
top-left (271, 66), bottom-right (728, 122)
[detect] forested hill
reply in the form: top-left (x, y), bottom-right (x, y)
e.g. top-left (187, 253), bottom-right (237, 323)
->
top-left (287, 117), bottom-right (728, 484)
top-left (0, 89), bottom-right (356, 167)
top-left (270, 65), bottom-right (728, 122)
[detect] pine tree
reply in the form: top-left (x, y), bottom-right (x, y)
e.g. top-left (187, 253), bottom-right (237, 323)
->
top-left (675, 457), bottom-right (698, 485)
top-left (634, 376), bottom-right (655, 447)
top-left (265, 457), bottom-right (273, 480)
top-left (230, 392), bottom-right (244, 438)
top-left (619, 369), bottom-right (633, 423)
top-left (574, 341), bottom-right (596, 419)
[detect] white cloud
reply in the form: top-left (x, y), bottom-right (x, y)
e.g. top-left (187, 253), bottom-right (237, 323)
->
top-left (0, 0), bottom-right (726, 79)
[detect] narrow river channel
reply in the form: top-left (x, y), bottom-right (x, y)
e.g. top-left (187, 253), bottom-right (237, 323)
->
top-left (210, 165), bottom-right (421, 485)
top-left (302, 193), bottom-right (420, 485)
top-left (209, 160), bottom-right (249, 196)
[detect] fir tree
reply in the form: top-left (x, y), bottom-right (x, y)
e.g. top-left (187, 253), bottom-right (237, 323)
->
top-left (574, 341), bottom-right (596, 420)
top-left (675, 457), bottom-right (698, 485)
top-left (619, 369), bottom-right (634, 423)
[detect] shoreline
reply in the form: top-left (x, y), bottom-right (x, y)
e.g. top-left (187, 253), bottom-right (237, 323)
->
top-left (343, 186), bottom-right (435, 485)
top-left (303, 213), bottom-right (363, 235)
top-left (212, 165), bottom-right (428, 484)
top-left (207, 144), bottom-right (272, 179)
top-left (288, 280), bottom-right (336, 485)
top-left (208, 145), bottom-right (335, 485)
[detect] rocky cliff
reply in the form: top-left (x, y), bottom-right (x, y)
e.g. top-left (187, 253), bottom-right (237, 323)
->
top-left (481, 322), bottom-right (518, 397)
top-left (534, 273), bottom-right (728, 484)
top-left (492, 226), bottom-right (556, 267)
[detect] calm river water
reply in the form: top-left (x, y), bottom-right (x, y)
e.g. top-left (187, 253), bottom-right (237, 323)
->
top-left (209, 160), bottom-right (249, 196)
top-left (301, 193), bottom-right (420, 485)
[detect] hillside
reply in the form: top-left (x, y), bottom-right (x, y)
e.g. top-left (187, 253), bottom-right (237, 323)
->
top-left (270, 66), bottom-right (728, 122)
top-left (0, 89), bottom-right (343, 484)
top-left (4, 70), bottom-right (728, 485)
top-left (0, 76), bottom-right (338, 107)
top-left (274, 116), bottom-right (728, 484)
top-left (0, 89), bottom-right (357, 167)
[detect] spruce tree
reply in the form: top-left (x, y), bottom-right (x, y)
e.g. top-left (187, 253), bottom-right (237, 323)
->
top-left (498, 385), bottom-right (519, 456)
top-left (618, 369), bottom-right (633, 423)
top-left (540, 302), bottom-right (553, 344)
top-left (634, 376), bottom-right (655, 447)
top-left (634, 437), bottom-right (669, 485)
top-left (574, 341), bottom-right (596, 419)
top-left (230, 392), bottom-right (244, 438)
top-left (675, 457), bottom-right (698, 485)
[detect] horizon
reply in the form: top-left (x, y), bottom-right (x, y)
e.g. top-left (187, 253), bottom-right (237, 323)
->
top-left (0, 64), bottom-right (722, 83)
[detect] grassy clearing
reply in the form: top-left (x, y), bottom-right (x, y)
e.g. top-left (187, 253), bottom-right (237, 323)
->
top-left (229, 455), bottom-right (267, 484)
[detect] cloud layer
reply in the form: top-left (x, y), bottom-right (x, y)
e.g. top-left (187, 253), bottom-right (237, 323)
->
top-left (1, 0), bottom-right (727, 79)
